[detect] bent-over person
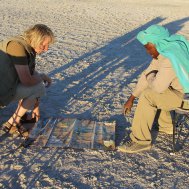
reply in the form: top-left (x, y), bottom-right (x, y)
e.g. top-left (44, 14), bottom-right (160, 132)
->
top-left (0, 24), bottom-right (55, 137)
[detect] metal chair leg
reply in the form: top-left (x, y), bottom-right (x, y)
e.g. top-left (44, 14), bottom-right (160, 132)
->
top-left (172, 108), bottom-right (189, 153)
top-left (172, 110), bottom-right (176, 152)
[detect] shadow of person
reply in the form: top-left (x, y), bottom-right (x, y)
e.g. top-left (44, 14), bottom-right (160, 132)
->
top-left (38, 16), bottom-right (189, 145)
top-left (43, 17), bottom-right (165, 118)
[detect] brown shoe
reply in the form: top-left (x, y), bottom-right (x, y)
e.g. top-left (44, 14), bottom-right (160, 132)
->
top-left (2, 122), bottom-right (16, 133)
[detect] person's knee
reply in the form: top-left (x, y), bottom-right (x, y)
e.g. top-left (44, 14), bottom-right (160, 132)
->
top-left (34, 82), bottom-right (46, 98)
top-left (140, 88), bottom-right (154, 100)
top-left (138, 88), bottom-right (158, 107)
top-left (27, 82), bottom-right (46, 100)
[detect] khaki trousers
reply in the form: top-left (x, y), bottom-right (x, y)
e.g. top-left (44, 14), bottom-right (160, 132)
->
top-left (130, 88), bottom-right (183, 145)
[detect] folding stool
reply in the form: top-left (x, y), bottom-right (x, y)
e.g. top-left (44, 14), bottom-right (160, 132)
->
top-left (171, 106), bottom-right (189, 152)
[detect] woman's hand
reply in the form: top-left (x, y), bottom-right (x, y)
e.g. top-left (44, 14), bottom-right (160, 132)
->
top-left (40, 73), bottom-right (52, 88)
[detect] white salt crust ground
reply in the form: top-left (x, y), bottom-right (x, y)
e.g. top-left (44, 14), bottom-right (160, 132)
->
top-left (0, 0), bottom-right (189, 188)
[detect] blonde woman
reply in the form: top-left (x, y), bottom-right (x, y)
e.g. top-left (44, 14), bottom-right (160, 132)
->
top-left (0, 24), bottom-right (55, 137)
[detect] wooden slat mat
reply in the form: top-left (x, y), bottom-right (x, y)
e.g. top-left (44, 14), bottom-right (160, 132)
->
top-left (33, 118), bottom-right (115, 150)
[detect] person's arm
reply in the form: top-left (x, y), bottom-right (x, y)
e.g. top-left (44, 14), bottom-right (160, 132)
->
top-left (39, 73), bottom-right (52, 88)
top-left (147, 57), bottom-right (176, 93)
top-left (123, 59), bottom-right (158, 115)
top-left (123, 94), bottom-right (136, 115)
top-left (7, 41), bottom-right (43, 86)
top-left (14, 65), bottom-right (43, 86)
top-left (132, 58), bottom-right (158, 97)
top-left (33, 70), bottom-right (52, 88)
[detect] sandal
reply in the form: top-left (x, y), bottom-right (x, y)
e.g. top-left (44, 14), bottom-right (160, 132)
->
top-left (2, 122), bottom-right (17, 133)
top-left (2, 121), bottom-right (28, 138)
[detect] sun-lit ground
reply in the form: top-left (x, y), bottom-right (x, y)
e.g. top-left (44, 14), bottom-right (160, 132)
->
top-left (0, 0), bottom-right (189, 188)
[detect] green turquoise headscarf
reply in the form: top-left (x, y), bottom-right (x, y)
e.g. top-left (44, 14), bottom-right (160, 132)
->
top-left (137, 25), bottom-right (189, 93)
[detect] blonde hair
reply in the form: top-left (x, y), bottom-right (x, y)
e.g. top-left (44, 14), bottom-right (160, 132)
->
top-left (22, 24), bottom-right (55, 48)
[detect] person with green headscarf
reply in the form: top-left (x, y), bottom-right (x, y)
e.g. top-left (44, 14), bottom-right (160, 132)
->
top-left (118, 24), bottom-right (188, 153)
top-left (137, 24), bottom-right (189, 95)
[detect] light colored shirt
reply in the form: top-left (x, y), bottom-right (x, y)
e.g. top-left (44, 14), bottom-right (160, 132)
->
top-left (132, 55), bottom-right (183, 97)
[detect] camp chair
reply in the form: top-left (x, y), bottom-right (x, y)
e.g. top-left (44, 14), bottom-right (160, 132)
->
top-left (171, 101), bottom-right (189, 153)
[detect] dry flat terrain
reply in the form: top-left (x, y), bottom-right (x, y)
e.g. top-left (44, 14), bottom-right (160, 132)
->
top-left (0, 0), bottom-right (189, 188)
